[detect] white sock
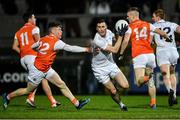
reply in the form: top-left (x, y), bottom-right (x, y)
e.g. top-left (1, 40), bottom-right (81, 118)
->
top-left (7, 95), bottom-right (10, 100)
top-left (119, 102), bottom-right (125, 108)
top-left (174, 90), bottom-right (176, 98)
top-left (165, 85), bottom-right (172, 93)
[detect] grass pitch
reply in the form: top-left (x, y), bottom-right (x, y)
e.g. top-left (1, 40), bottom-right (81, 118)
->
top-left (0, 95), bottom-right (180, 119)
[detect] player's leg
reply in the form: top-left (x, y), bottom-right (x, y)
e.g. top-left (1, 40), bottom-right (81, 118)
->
top-left (146, 68), bottom-right (156, 108)
top-left (2, 82), bottom-right (37, 109)
top-left (170, 65), bottom-right (178, 104)
top-left (114, 70), bottom-right (129, 89)
top-left (160, 64), bottom-right (171, 92)
top-left (134, 68), bottom-right (148, 87)
top-left (46, 69), bottom-right (90, 110)
top-left (26, 89), bottom-right (37, 107)
top-left (103, 80), bottom-right (127, 111)
top-left (160, 64), bottom-right (174, 106)
top-left (41, 79), bottom-right (61, 107)
top-left (133, 54), bottom-right (152, 87)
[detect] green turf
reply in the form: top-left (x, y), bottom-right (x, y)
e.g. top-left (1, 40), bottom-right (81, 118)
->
top-left (0, 95), bottom-right (179, 119)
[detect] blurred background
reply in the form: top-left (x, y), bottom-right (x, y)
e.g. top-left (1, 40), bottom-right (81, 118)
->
top-left (0, 0), bottom-right (180, 95)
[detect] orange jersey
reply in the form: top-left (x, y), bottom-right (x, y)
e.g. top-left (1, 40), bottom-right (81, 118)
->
top-left (34, 34), bottom-right (58, 72)
top-left (15, 23), bottom-right (38, 58)
top-left (129, 20), bottom-right (154, 58)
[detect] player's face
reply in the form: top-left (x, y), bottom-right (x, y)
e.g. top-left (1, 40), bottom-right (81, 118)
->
top-left (54, 26), bottom-right (62, 39)
top-left (96, 22), bottom-right (107, 37)
top-left (30, 14), bottom-right (36, 25)
top-left (152, 13), bottom-right (158, 22)
top-left (127, 12), bottom-right (133, 23)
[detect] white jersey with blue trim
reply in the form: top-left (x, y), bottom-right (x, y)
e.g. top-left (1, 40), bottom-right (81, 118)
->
top-left (153, 19), bottom-right (178, 49)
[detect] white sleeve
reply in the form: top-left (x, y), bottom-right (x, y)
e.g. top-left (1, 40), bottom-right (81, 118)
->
top-left (32, 27), bottom-right (40, 35)
top-left (63, 45), bottom-right (86, 52)
top-left (172, 22), bottom-right (179, 31)
top-left (14, 35), bottom-right (17, 39)
top-left (54, 40), bottom-right (86, 52)
top-left (54, 40), bottom-right (66, 50)
top-left (150, 23), bottom-right (157, 32)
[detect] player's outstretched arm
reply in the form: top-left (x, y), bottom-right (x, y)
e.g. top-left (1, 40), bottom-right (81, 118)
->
top-left (63, 44), bottom-right (92, 53)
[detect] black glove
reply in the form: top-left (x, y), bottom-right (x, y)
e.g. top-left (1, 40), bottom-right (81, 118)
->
top-left (117, 24), bottom-right (128, 36)
top-left (118, 54), bottom-right (124, 60)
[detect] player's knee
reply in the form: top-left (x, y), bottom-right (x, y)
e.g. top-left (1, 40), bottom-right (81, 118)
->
top-left (136, 79), bottom-right (142, 87)
top-left (161, 71), bottom-right (167, 76)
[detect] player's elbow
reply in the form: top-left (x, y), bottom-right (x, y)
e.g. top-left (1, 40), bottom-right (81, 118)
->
top-left (12, 45), bottom-right (18, 52)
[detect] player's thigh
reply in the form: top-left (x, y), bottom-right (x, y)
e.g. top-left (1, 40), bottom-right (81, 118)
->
top-left (26, 82), bottom-right (38, 93)
top-left (114, 70), bottom-right (129, 88)
top-left (45, 68), bottom-right (64, 86)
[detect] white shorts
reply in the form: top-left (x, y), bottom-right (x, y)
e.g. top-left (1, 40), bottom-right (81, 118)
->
top-left (20, 55), bottom-right (36, 71)
top-left (92, 62), bottom-right (120, 84)
top-left (156, 48), bottom-right (179, 66)
top-left (133, 53), bottom-right (156, 69)
top-left (28, 65), bottom-right (55, 85)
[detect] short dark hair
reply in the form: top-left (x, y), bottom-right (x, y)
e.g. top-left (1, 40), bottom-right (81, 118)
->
top-left (128, 7), bottom-right (139, 13)
top-left (96, 18), bottom-right (106, 24)
top-left (48, 22), bottom-right (63, 32)
top-left (23, 12), bottom-right (33, 22)
top-left (154, 9), bottom-right (165, 19)
top-left (48, 22), bottom-right (62, 29)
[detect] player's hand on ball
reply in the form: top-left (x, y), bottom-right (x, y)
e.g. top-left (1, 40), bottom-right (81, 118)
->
top-left (117, 24), bottom-right (128, 37)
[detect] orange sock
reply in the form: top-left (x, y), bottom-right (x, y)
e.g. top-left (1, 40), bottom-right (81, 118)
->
top-left (47, 95), bottom-right (56, 104)
top-left (71, 98), bottom-right (79, 107)
top-left (28, 92), bottom-right (34, 101)
top-left (150, 98), bottom-right (156, 106)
